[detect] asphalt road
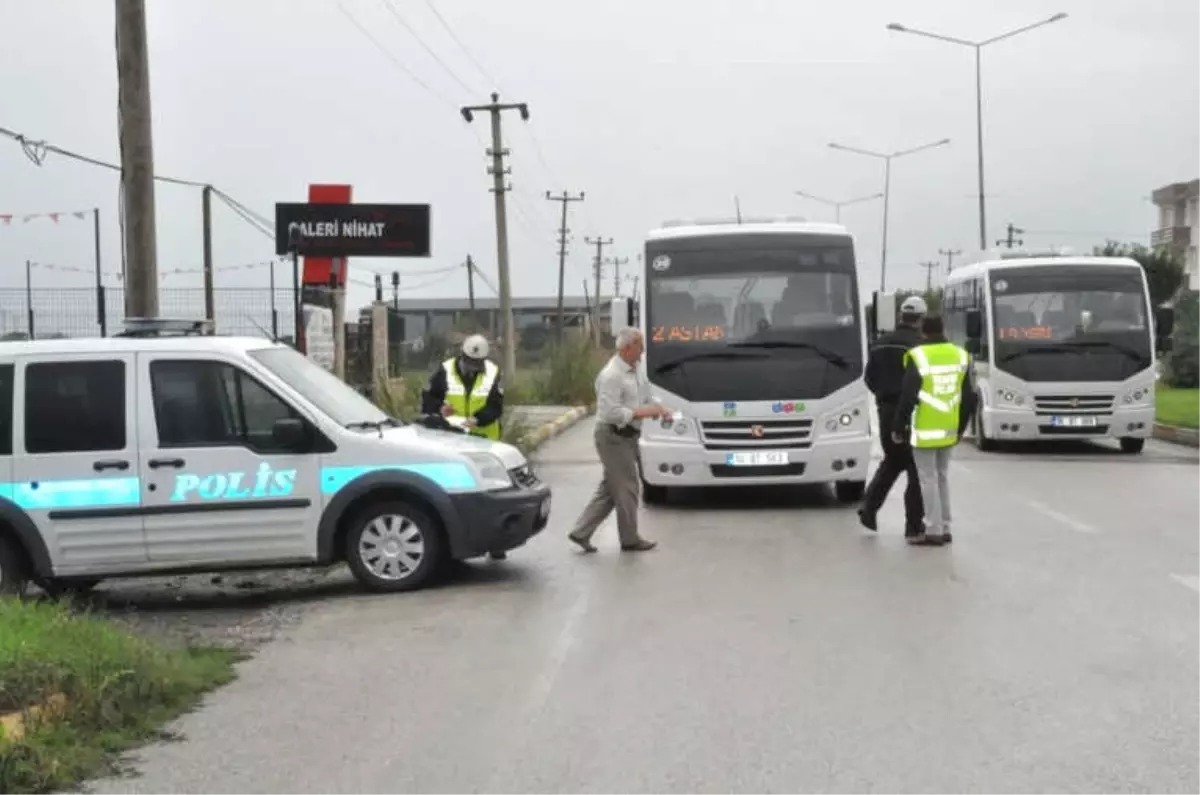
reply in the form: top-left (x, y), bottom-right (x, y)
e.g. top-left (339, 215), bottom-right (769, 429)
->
top-left (89, 421), bottom-right (1199, 794)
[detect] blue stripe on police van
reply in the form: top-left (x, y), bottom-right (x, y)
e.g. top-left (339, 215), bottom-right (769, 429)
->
top-left (320, 463), bottom-right (476, 495)
top-left (0, 477), bottom-right (142, 511)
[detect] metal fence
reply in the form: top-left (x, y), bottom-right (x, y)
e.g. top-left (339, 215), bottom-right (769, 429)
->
top-left (0, 287), bottom-right (298, 340)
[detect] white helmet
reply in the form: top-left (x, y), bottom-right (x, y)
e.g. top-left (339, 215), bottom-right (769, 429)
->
top-left (899, 296), bottom-right (928, 316)
top-left (462, 334), bottom-right (490, 360)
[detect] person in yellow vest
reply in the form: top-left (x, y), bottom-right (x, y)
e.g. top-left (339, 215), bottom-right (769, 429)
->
top-left (890, 316), bottom-right (978, 547)
top-left (421, 334), bottom-right (505, 441)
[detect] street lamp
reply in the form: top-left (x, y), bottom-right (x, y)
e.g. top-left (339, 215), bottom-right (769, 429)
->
top-left (828, 138), bottom-right (951, 292)
top-left (886, 13), bottom-right (1068, 251)
top-left (793, 190), bottom-right (884, 223)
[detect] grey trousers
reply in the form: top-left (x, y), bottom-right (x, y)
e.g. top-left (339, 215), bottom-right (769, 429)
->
top-left (912, 445), bottom-right (953, 536)
top-left (569, 424), bottom-right (642, 546)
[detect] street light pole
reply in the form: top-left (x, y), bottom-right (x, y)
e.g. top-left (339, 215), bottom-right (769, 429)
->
top-left (828, 137), bottom-right (951, 292)
top-left (886, 13), bottom-right (1068, 251)
top-left (793, 190), bottom-right (884, 223)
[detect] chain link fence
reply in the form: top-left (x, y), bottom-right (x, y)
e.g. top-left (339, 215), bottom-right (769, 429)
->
top-left (0, 287), bottom-right (298, 341)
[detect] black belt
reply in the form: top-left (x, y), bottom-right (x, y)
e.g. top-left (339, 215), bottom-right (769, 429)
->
top-left (607, 424), bottom-right (641, 438)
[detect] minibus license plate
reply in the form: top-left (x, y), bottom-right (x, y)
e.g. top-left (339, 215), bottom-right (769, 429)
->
top-left (1050, 416), bottom-right (1098, 428)
top-left (726, 451), bottom-right (788, 466)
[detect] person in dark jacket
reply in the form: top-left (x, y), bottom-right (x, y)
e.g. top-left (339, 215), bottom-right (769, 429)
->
top-left (891, 315), bottom-right (977, 546)
top-left (859, 296), bottom-right (927, 537)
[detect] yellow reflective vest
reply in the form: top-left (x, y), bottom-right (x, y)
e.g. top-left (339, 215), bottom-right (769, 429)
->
top-left (903, 342), bottom-right (970, 449)
top-left (443, 358), bottom-right (501, 440)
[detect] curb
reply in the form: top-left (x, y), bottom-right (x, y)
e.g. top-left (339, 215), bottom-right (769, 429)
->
top-left (519, 405), bottom-right (592, 451)
top-left (0, 693), bottom-right (68, 743)
top-left (1153, 422), bottom-right (1200, 448)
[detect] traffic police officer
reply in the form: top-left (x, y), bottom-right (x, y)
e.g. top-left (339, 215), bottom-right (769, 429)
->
top-left (891, 315), bottom-right (977, 546)
top-left (421, 333), bottom-right (507, 557)
top-left (860, 295), bottom-right (927, 537)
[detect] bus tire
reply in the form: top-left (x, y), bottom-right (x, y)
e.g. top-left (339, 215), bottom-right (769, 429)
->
top-left (973, 403), bottom-right (998, 452)
top-left (835, 480), bottom-right (866, 504)
top-left (1119, 437), bottom-right (1145, 454)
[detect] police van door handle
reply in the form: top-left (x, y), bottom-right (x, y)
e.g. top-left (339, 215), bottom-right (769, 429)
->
top-left (148, 457), bottom-right (186, 470)
top-left (93, 459), bottom-right (130, 472)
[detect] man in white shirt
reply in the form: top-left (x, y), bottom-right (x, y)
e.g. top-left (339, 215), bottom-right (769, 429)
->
top-left (567, 328), bottom-right (669, 553)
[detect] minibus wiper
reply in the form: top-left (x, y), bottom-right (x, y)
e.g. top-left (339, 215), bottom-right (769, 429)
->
top-left (728, 340), bottom-right (850, 368)
top-left (652, 350), bottom-right (770, 374)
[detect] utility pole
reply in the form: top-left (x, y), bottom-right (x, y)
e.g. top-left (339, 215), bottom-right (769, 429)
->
top-left (24, 260), bottom-right (34, 339)
top-left (607, 256), bottom-right (629, 297)
top-left (584, 236), bottom-right (612, 343)
top-left (201, 185), bottom-right (215, 328)
top-left (115, 0), bottom-right (160, 319)
top-left (465, 255), bottom-right (478, 328)
top-left (93, 207), bottom-right (107, 336)
top-left (391, 271), bottom-right (400, 311)
top-left (997, 222), bottom-right (1024, 249)
top-left (920, 261), bottom-right (939, 292)
top-left (939, 247), bottom-right (962, 275)
top-left (462, 92), bottom-right (530, 377)
top-left (545, 190), bottom-right (585, 342)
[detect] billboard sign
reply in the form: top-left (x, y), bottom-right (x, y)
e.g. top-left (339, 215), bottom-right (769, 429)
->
top-left (275, 202), bottom-right (431, 259)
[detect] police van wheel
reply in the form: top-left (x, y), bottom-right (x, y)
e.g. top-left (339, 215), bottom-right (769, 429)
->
top-left (0, 535), bottom-right (30, 597)
top-left (835, 480), bottom-right (866, 504)
top-left (345, 501), bottom-right (444, 593)
top-left (1119, 437), bottom-right (1145, 454)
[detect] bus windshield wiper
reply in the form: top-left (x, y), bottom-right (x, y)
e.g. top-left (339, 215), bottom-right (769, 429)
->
top-left (652, 350), bottom-right (770, 374)
top-left (998, 344), bottom-right (1078, 363)
top-left (728, 340), bottom-right (850, 368)
top-left (1066, 340), bottom-right (1146, 360)
top-left (999, 340), bottom-right (1145, 363)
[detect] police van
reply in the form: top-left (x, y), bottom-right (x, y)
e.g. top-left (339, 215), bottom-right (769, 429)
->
top-left (0, 320), bottom-right (551, 596)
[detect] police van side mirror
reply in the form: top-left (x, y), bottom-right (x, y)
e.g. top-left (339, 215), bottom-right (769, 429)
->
top-left (272, 418), bottom-right (308, 450)
top-left (965, 308), bottom-right (982, 340)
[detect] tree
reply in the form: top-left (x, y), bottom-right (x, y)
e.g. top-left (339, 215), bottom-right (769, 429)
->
top-left (1164, 290), bottom-right (1198, 388)
top-left (1095, 241), bottom-right (1186, 306)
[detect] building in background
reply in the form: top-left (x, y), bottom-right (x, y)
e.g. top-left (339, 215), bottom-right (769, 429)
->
top-left (1151, 178), bottom-right (1199, 291)
top-left (363, 295), bottom-right (606, 343)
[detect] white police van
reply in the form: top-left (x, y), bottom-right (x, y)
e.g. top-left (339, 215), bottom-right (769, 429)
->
top-left (0, 320), bottom-right (551, 596)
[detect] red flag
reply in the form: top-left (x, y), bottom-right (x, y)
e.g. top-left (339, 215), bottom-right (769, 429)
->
top-left (48, 213), bottom-right (59, 223)
top-left (0, 215), bottom-right (10, 225)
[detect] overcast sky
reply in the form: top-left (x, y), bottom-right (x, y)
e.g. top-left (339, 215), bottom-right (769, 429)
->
top-left (1, 0), bottom-right (1197, 319)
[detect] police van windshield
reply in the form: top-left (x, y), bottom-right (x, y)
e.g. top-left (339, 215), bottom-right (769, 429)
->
top-left (249, 346), bottom-right (392, 427)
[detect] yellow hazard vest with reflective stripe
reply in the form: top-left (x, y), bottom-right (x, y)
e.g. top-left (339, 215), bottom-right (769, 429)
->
top-left (443, 358), bottom-right (501, 440)
top-left (903, 342), bottom-right (970, 449)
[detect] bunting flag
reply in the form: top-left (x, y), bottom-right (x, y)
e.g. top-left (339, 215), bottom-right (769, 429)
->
top-left (0, 210), bottom-right (92, 226)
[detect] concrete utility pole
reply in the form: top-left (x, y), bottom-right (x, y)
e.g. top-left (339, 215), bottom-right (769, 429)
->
top-left (607, 256), bottom-right (629, 297)
top-left (201, 185), bottom-right (215, 327)
top-left (545, 190), bottom-right (585, 342)
top-left (115, 0), bottom-right (160, 319)
top-left (997, 222), bottom-right (1025, 249)
top-left (462, 92), bottom-right (530, 377)
top-left (940, 247), bottom-right (962, 274)
top-left (465, 255), bottom-right (478, 328)
top-left (920, 260), bottom-right (939, 292)
top-left (584, 236), bottom-right (612, 342)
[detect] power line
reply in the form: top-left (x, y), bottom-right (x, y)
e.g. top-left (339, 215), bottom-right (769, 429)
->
top-left (422, 0), bottom-right (502, 92)
top-left (331, 0), bottom-right (459, 112)
top-left (379, 0), bottom-right (477, 97)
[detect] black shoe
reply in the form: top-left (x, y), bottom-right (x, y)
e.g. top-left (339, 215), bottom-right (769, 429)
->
top-left (907, 533), bottom-right (946, 547)
top-left (857, 508), bottom-right (878, 532)
top-left (621, 539), bottom-right (658, 552)
top-left (943, 533), bottom-right (953, 544)
top-left (904, 526), bottom-right (924, 539)
top-left (488, 550), bottom-right (507, 561)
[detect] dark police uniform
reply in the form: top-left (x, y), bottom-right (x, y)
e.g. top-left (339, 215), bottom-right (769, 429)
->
top-left (861, 324), bottom-right (925, 536)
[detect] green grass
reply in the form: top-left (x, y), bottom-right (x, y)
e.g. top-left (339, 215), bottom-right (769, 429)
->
top-left (0, 598), bottom-right (238, 794)
top-left (1156, 387), bottom-right (1199, 429)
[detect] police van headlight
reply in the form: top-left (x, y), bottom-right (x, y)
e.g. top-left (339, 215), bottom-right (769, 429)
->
top-left (996, 387), bottom-right (1028, 407)
top-left (464, 452), bottom-right (513, 490)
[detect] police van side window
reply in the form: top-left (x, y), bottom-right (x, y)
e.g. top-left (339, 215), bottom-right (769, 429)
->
top-left (0, 364), bottom-right (13, 456)
top-left (24, 360), bottom-right (126, 453)
top-left (150, 360), bottom-right (299, 452)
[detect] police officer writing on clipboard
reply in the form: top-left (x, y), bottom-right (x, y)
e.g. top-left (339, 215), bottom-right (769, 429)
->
top-left (421, 334), bottom-right (507, 557)
top-left (860, 295), bottom-right (927, 537)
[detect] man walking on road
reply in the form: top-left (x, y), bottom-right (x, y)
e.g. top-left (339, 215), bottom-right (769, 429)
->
top-left (568, 327), bottom-right (669, 554)
top-left (892, 316), bottom-right (977, 547)
top-left (859, 296), bottom-right (927, 537)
